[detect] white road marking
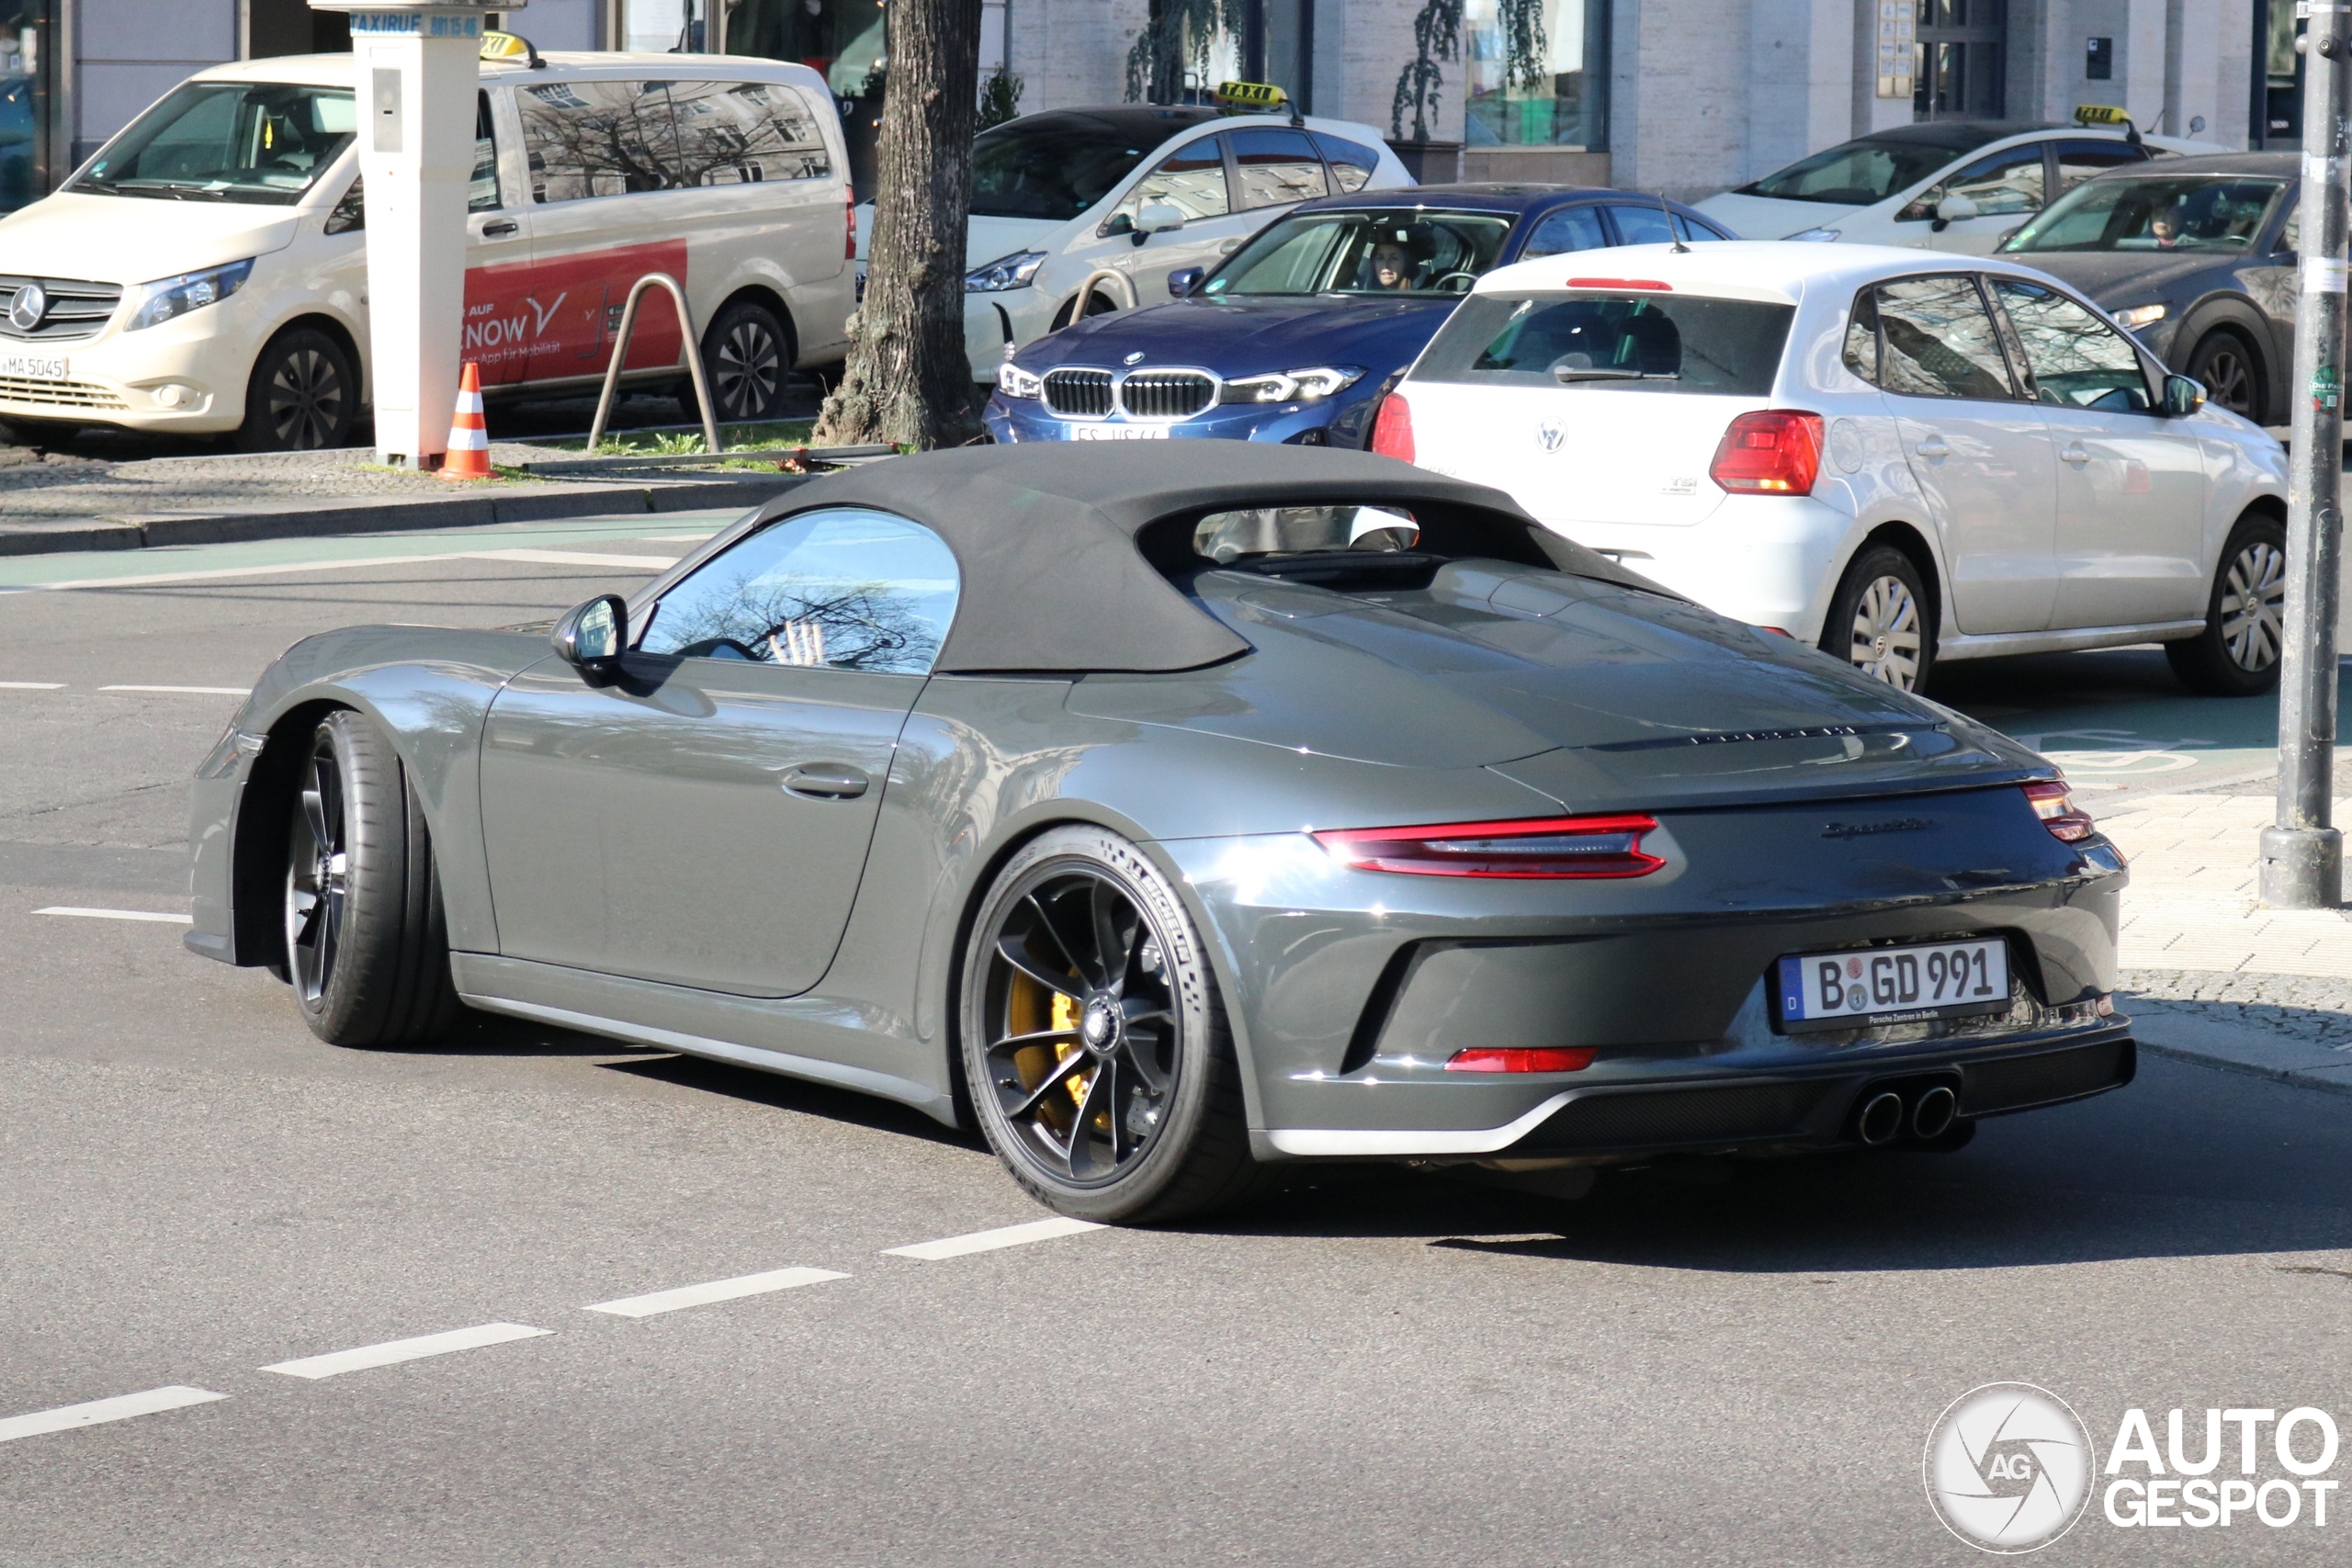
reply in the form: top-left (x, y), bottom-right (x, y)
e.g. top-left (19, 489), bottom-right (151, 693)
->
top-left (98, 684), bottom-right (250, 695)
top-left (0, 681), bottom-right (64, 689)
top-left (0, 1385), bottom-right (227, 1444)
top-left (261, 1321), bottom-right (551, 1380)
top-left (881, 1216), bottom-right (1106, 1261)
top-left (461, 548), bottom-right (680, 570)
top-left (29, 543), bottom-right (683, 592)
top-left (584, 1266), bottom-right (848, 1319)
top-left (643, 532), bottom-right (723, 542)
top-left (36, 906), bottom-right (194, 924)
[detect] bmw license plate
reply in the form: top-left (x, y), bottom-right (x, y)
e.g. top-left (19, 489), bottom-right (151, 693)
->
top-left (1069, 423), bottom-right (1167, 440)
top-left (1775, 938), bottom-right (2009, 1032)
top-left (0, 352), bottom-right (67, 379)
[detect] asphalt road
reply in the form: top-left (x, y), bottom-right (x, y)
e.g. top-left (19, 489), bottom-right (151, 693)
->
top-left (4, 516), bottom-right (2350, 1564)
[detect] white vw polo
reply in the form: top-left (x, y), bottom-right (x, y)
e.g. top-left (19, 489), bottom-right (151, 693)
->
top-left (1374, 242), bottom-right (2290, 695)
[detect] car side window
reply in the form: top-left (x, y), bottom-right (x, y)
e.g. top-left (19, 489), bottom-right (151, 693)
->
top-left (1311, 131), bottom-right (1380, 192)
top-left (662, 80), bottom-right (833, 185)
top-left (1872, 275), bottom-right (2017, 400)
top-left (1842, 288), bottom-right (1882, 384)
top-left (1990, 279), bottom-right (2154, 412)
top-left (639, 507), bottom-right (960, 676)
top-left (1899, 146), bottom-right (2045, 221)
top-left (520, 79), bottom-right (687, 202)
top-left (1603, 203), bottom-right (1677, 245)
top-left (1674, 212), bottom-right (1728, 243)
top-left (1229, 127), bottom-right (1329, 209)
top-left (2279, 200), bottom-right (2300, 254)
top-left (2051, 138), bottom-right (2147, 196)
top-left (469, 91), bottom-right (501, 212)
top-left (1107, 135), bottom-right (1231, 231)
top-left (1520, 204), bottom-right (1611, 259)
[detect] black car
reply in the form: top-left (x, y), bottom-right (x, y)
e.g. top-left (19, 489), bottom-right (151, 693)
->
top-left (1998, 152), bottom-right (2297, 424)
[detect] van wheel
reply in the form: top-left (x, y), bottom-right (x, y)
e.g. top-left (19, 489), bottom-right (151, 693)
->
top-left (697, 299), bottom-right (791, 423)
top-left (2167, 513), bottom-right (2287, 695)
top-left (240, 327), bottom-right (357, 451)
top-left (1823, 545), bottom-right (1934, 694)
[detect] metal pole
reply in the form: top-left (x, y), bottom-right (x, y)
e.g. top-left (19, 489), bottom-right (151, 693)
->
top-left (2263, 1), bottom-right (2352, 908)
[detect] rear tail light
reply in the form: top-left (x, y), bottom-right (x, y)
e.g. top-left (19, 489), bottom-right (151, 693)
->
top-left (2023, 780), bottom-right (2096, 842)
top-left (844, 184), bottom-right (858, 260)
top-left (1446, 1047), bottom-right (1597, 1073)
top-left (1312, 814), bottom-right (1664, 879)
top-left (1710, 410), bottom-right (1824, 494)
top-left (1369, 390), bottom-right (1415, 461)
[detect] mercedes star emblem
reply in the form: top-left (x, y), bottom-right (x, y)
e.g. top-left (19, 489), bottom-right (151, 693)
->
top-left (9, 282), bottom-right (47, 333)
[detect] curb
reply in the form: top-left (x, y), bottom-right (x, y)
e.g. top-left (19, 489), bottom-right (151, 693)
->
top-left (2126, 998), bottom-right (2352, 1099)
top-left (0, 474), bottom-right (804, 558)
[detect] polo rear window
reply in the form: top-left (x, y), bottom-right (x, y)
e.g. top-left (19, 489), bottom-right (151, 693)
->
top-left (1412, 292), bottom-right (1793, 395)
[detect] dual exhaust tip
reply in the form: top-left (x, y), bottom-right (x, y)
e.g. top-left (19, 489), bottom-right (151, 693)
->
top-left (1855, 1082), bottom-right (1958, 1146)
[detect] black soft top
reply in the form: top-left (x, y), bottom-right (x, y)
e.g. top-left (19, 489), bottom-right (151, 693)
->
top-left (680, 445), bottom-right (1666, 675)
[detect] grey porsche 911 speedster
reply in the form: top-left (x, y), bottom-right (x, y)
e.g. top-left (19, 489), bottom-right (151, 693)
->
top-left (187, 445), bottom-right (2132, 1222)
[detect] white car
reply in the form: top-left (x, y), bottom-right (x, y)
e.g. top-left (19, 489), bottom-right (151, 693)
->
top-left (1375, 242), bottom-right (2290, 697)
top-left (1697, 121), bottom-right (2228, 255)
top-left (0, 51), bottom-right (855, 448)
top-left (854, 105), bottom-right (1412, 376)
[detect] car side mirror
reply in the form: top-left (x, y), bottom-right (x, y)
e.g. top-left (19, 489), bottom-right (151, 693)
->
top-left (2164, 373), bottom-right (2207, 417)
top-left (1167, 265), bottom-right (1205, 298)
top-left (553, 593), bottom-right (628, 679)
top-left (1135, 202), bottom-right (1186, 238)
top-left (1935, 193), bottom-right (1979, 225)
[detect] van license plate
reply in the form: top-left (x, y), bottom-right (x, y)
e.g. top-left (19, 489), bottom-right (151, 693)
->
top-left (1775, 939), bottom-right (2008, 1032)
top-left (1069, 423), bottom-right (1167, 440)
top-left (0, 353), bottom-right (68, 380)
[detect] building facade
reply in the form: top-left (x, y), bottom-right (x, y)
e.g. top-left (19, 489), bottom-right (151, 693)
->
top-left (0, 0), bottom-right (2287, 218)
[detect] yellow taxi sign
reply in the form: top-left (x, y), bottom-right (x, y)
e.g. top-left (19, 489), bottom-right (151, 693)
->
top-left (481, 30), bottom-right (535, 61)
top-left (2074, 103), bottom-right (2132, 126)
top-left (1214, 80), bottom-right (1289, 113)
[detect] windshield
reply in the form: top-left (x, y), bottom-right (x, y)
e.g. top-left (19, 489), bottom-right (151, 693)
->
top-left (970, 121), bottom-right (1163, 220)
top-left (1204, 209), bottom-right (1514, 297)
top-left (1736, 133), bottom-right (1989, 206)
top-left (1415, 292), bottom-right (1793, 395)
top-left (2001, 175), bottom-right (2288, 253)
top-left (69, 80), bottom-right (356, 205)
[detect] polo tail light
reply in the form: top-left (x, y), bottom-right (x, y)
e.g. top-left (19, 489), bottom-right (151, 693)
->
top-left (1710, 409), bottom-right (1824, 494)
top-left (1370, 390), bottom-right (1415, 461)
top-left (1312, 814), bottom-right (1664, 879)
top-left (844, 184), bottom-right (858, 260)
top-left (2023, 780), bottom-right (2097, 842)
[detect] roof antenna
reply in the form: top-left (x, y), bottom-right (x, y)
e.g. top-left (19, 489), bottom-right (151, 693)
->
top-left (1660, 190), bottom-right (1689, 253)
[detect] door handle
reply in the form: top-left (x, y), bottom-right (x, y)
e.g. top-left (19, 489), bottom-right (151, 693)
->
top-left (1913, 435), bottom-right (1950, 457)
top-left (781, 762), bottom-right (868, 800)
top-left (2060, 441), bottom-right (2090, 465)
top-left (481, 218), bottom-right (519, 238)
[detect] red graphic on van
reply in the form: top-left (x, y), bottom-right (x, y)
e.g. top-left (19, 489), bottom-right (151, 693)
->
top-left (463, 240), bottom-right (689, 387)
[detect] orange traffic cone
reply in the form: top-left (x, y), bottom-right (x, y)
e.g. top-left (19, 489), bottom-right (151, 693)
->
top-left (441, 361), bottom-right (491, 479)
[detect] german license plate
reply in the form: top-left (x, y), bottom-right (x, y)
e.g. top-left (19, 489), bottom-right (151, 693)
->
top-left (1775, 938), bottom-right (2009, 1032)
top-left (0, 352), bottom-right (68, 379)
top-left (1069, 423), bottom-right (1168, 440)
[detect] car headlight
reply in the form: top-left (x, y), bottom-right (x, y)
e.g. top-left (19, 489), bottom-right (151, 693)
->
top-left (1784, 228), bottom-right (1841, 243)
top-left (2111, 303), bottom-right (2167, 331)
top-left (1220, 366), bottom-right (1363, 404)
top-left (996, 361), bottom-right (1043, 398)
top-left (966, 251), bottom-right (1047, 292)
top-left (126, 259), bottom-right (255, 332)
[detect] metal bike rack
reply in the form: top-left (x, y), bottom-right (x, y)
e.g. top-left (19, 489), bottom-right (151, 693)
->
top-left (586, 272), bottom-right (723, 457)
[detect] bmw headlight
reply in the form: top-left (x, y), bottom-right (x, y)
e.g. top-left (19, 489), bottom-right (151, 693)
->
top-left (1784, 228), bottom-right (1841, 243)
top-left (996, 361), bottom-right (1043, 398)
top-left (966, 251), bottom-right (1047, 292)
top-left (1220, 366), bottom-right (1363, 404)
top-left (2111, 303), bottom-right (2167, 331)
top-left (126, 259), bottom-right (254, 332)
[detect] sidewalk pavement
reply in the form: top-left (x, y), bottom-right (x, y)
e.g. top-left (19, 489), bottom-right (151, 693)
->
top-left (2100, 792), bottom-right (2352, 1097)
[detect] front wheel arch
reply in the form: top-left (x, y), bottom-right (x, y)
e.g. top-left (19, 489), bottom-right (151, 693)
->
top-left (230, 699), bottom-right (354, 970)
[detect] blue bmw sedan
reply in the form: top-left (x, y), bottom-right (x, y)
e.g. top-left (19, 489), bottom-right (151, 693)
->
top-left (981, 183), bottom-right (1735, 446)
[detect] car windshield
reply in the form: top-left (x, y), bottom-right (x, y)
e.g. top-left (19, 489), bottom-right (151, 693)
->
top-left (1736, 132), bottom-right (1994, 206)
top-left (970, 121), bottom-right (1164, 220)
top-left (2001, 175), bottom-right (2288, 253)
top-left (68, 80), bottom-right (356, 205)
top-left (1203, 209), bottom-right (1514, 297)
top-left (1415, 291), bottom-right (1793, 395)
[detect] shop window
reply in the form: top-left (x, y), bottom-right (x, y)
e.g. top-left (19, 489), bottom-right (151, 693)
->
top-left (1464, 0), bottom-right (1609, 150)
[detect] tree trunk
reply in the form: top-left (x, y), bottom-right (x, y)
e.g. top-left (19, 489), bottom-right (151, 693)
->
top-left (814, 0), bottom-right (986, 449)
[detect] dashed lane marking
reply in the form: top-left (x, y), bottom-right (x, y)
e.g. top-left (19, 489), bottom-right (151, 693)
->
top-left (0, 1385), bottom-right (227, 1445)
top-left (882, 1216), bottom-right (1106, 1261)
top-left (35, 907), bottom-right (194, 924)
top-left (261, 1322), bottom-right (552, 1381)
top-left (585, 1267), bottom-right (848, 1319)
top-left (460, 548), bottom-right (681, 570)
top-left (98, 684), bottom-right (251, 695)
top-left (28, 545), bottom-right (685, 592)
top-left (0, 681), bottom-right (63, 689)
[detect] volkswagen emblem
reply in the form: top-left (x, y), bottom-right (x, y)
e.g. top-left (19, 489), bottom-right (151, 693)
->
top-left (1535, 415), bottom-right (1566, 452)
top-left (1123, 350), bottom-right (1147, 366)
top-left (9, 282), bottom-right (46, 333)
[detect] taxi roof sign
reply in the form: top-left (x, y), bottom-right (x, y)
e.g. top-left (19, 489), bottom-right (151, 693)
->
top-left (1214, 79), bottom-right (1289, 113)
top-left (2074, 103), bottom-right (2131, 126)
top-left (481, 29), bottom-right (542, 63)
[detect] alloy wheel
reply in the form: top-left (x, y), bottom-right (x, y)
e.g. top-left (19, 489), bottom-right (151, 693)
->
top-left (2220, 537), bottom-right (2286, 672)
top-left (266, 347), bottom-right (345, 449)
top-left (712, 318), bottom-right (781, 420)
top-left (284, 741), bottom-right (347, 1005)
top-left (980, 868), bottom-right (1181, 1184)
top-left (2199, 344), bottom-right (2255, 419)
top-left (1847, 573), bottom-right (1923, 690)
